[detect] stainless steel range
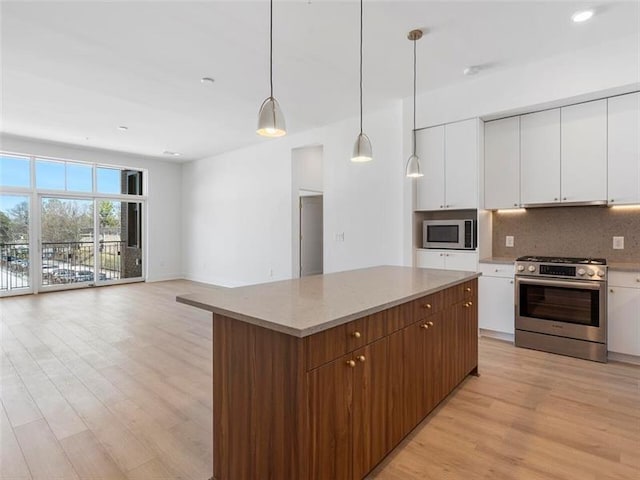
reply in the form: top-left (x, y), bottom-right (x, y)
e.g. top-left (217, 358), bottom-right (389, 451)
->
top-left (514, 255), bottom-right (608, 363)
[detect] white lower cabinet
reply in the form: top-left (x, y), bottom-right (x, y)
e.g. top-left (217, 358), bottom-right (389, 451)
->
top-left (478, 263), bottom-right (515, 335)
top-left (608, 272), bottom-right (640, 357)
top-left (416, 250), bottom-right (478, 272)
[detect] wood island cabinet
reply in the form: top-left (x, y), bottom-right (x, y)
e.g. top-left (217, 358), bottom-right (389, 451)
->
top-left (211, 278), bottom-right (479, 480)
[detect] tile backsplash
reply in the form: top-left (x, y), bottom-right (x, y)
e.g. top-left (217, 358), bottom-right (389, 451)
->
top-left (492, 206), bottom-right (640, 262)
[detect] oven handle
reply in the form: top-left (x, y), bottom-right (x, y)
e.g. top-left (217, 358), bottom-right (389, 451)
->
top-left (515, 276), bottom-right (604, 290)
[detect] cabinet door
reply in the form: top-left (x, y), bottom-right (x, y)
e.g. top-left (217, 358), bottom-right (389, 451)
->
top-left (352, 340), bottom-right (388, 480)
top-left (308, 353), bottom-right (353, 480)
top-left (484, 117), bottom-right (520, 209)
top-left (443, 251), bottom-right (478, 272)
top-left (386, 330), bottom-right (405, 449)
top-left (608, 92), bottom-right (640, 205)
top-left (608, 286), bottom-right (640, 356)
top-left (416, 126), bottom-right (445, 210)
top-left (416, 249), bottom-right (446, 269)
top-left (440, 304), bottom-right (463, 395)
top-left (478, 276), bottom-right (515, 334)
top-left (520, 109), bottom-right (561, 205)
top-left (402, 321), bottom-right (427, 432)
top-left (423, 312), bottom-right (444, 413)
top-left (461, 293), bottom-right (479, 376)
top-left (445, 119), bottom-right (478, 209)
top-left (561, 100), bottom-right (607, 203)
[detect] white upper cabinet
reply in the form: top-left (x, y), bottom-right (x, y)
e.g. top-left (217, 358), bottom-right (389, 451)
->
top-left (484, 116), bottom-right (520, 209)
top-left (416, 119), bottom-right (478, 211)
top-left (445, 119), bottom-right (479, 209)
top-left (561, 99), bottom-right (607, 203)
top-left (415, 125), bottom-right (445, 211)
top-left (520, 108), bottom-right (561, 205)
top-left (608, 92), bottom-right (640, 205)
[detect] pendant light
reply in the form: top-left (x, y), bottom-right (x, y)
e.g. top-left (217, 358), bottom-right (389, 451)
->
top-left (405, 29), bottom-right (423, 177)
top-left (257, 0), bottom-right (286, 137)
top-left (351, 0), bottom-right (372, 162)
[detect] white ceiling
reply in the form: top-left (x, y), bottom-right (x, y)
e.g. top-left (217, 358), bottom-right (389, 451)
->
top-left (1, 0), bottom-right (638, 161)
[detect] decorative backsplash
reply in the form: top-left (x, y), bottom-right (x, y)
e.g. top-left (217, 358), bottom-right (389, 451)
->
top-left (492, 206), bottom-right (640, 262)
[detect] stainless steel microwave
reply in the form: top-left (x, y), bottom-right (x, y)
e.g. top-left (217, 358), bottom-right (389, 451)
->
top-left (423, 219), bottom-right (477, 250)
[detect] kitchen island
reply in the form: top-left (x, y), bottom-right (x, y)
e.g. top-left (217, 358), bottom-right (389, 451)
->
top-left (177, 265), bottom-right (480, 480)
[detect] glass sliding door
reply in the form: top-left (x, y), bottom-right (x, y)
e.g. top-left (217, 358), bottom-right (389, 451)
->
top-left (97, 200), bottom-right (143, 282)
top-left (0, 194), bottom-right (31, 293)
top-left (40, 197), bottom-right (95, 288)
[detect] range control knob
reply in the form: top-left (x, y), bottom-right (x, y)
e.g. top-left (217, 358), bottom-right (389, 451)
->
top-left (528, 265), bottom-right (536, 272)
top-left (577, 268), bottom-right (586, 276)
top-left (517, 265), bottom-right (525, 272)
top-left (597, 270), bottom-right (605, 277)
top-left (587, 270), bottom-right (595, 276)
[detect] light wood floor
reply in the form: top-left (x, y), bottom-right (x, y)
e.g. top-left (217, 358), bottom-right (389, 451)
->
top-left (1, 281), bottom-right (638, 480)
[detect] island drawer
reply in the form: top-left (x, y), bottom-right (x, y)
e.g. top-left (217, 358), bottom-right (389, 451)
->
top-left (443, 279), bottom-right (477, 304)
top-left (305, 310), bottom-right (387, 371)
top-left (413, 290), bottom-right (444, 321)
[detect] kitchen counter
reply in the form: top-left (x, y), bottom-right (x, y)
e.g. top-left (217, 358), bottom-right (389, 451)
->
top-left (479, 257), bottom-right (516, 265)
top-left (177, 265), bottom-right (480, 337)
top-left (608, 262), bottom-right (640, 273)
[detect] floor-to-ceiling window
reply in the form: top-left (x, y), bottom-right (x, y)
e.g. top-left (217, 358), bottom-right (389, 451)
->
top-left (0, 152), bottom-right (146, 296)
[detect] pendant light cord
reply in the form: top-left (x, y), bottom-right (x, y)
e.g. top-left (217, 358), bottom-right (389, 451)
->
top-left (359, 0), bottom-right (363, 134)
top-left (270, 0), bottom-right (274, 98)
top-left (412, 36), bottom-right (417, 155)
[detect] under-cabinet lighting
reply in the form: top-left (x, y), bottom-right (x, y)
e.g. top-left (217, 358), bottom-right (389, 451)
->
top-left (495, 208), bottom-right (527, 214)
top-left (609, 204), bottom-right (640, 211)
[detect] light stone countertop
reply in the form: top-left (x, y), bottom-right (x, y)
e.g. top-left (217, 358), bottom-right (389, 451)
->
top-left (479, 257), bottom-right (516, 265)
top-left (177, 265), bottom-right (480, 337)
top-left (608, 262), bottom-right (640, 273)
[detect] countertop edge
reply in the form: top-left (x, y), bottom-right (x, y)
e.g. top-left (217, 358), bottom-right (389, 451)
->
top-left (177, 272), bottom-right (481, 338)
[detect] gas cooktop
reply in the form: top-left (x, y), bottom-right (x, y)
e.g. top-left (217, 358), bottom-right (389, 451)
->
top-left (516, 256), bottom-right (607, 265)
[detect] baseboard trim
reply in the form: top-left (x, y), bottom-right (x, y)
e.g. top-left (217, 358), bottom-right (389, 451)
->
top-left (607, 351), bottom-right (640, 366)
top-left (479, 329), bottom-right (514, 343)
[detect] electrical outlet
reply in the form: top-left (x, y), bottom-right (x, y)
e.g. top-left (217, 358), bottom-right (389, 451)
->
top-left (613, 236), bottom-right (624, 250)
top-left (505, 236), bottom-right (514, 248)
top-left (335, 232), bottom-right (345, 242)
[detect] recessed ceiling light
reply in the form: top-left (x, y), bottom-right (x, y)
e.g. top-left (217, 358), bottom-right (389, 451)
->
top-left (571, 10), bottom-right (594, 23)
top-left (200, 77), bottom-right (215, 84)
top-left (163, 150), bottom-right (181, 156)
top-left (117, 125), bottom-right (128, 131)
top-left (463, 66), bottom-right (480, 76)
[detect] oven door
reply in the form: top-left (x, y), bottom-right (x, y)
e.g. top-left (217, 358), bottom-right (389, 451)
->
top-left (515, 277), bottom-right (606, 343)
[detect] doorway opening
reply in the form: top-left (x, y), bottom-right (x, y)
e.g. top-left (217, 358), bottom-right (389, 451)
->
top-left (300, 193), bottom-right (323, 277)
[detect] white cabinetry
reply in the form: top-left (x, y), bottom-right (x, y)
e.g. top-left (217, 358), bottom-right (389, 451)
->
top-left (415, 126), bottom-right (445, 210)
top-left (484, 117), bottom-right (520, 209)
top-left (608, 271), bottom-right (640, 357)
top-left (561, 100), bottom-right (607, 203)
top-left (608, 92), bottom-right (640, 205)
top-left (478, 263), bottom-right (515, 334)
top-left (416, 249), bottom-right (478, 272)
top-left (416, 119), bottom-right (478, 211)
top-left (520, 109), bottom-right (561, 205)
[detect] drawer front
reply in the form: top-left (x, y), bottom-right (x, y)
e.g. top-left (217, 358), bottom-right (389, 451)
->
top-left (386, 302), bottom-right (414, 334)
top-left (305, 310), bottom-right (388, 370)
top-left (442, 279), bottom-right (477, 305)
top-left (413, 290), bottom-right (444, 321)
top-left (478, 262), bottom-right (515, 278)
top-left (609, 271), bottom-right (640, 289)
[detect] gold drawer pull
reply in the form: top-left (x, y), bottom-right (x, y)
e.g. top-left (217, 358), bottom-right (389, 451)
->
top-left (463, 302), bottom-right (470, 308)
top-left (427, 321), bottom-right (434, 327)
top-left (465, 287), bottom-right (472, 292)
top-left (352, 331), bottom-right (361, 338)
top-left (420, 323), bottom-right (429, 329)
top-left (423, 303), bottom-right (432, 309)
top-left (346, 360), bottom-right (356, 368)
top-left (467, 301), bottom-right (473, 306)
top-left (357, 355), bottom-right (366, 363)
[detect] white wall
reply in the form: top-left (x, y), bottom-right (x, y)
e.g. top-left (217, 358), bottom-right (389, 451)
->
top-left (182, 102), bottom-right (404, 287)
top-left (0, 133), bottom-right (183, 282)
top-left (402, 33), bottom-right (640, 265)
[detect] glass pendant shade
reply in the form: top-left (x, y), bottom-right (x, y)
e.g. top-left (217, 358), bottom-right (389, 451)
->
top-left (405, 153), bottom-right (423, 177)
top-left (257, 96), bottom-right (286, 137)
top-left (351, 132), bottom-right (373, 162)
